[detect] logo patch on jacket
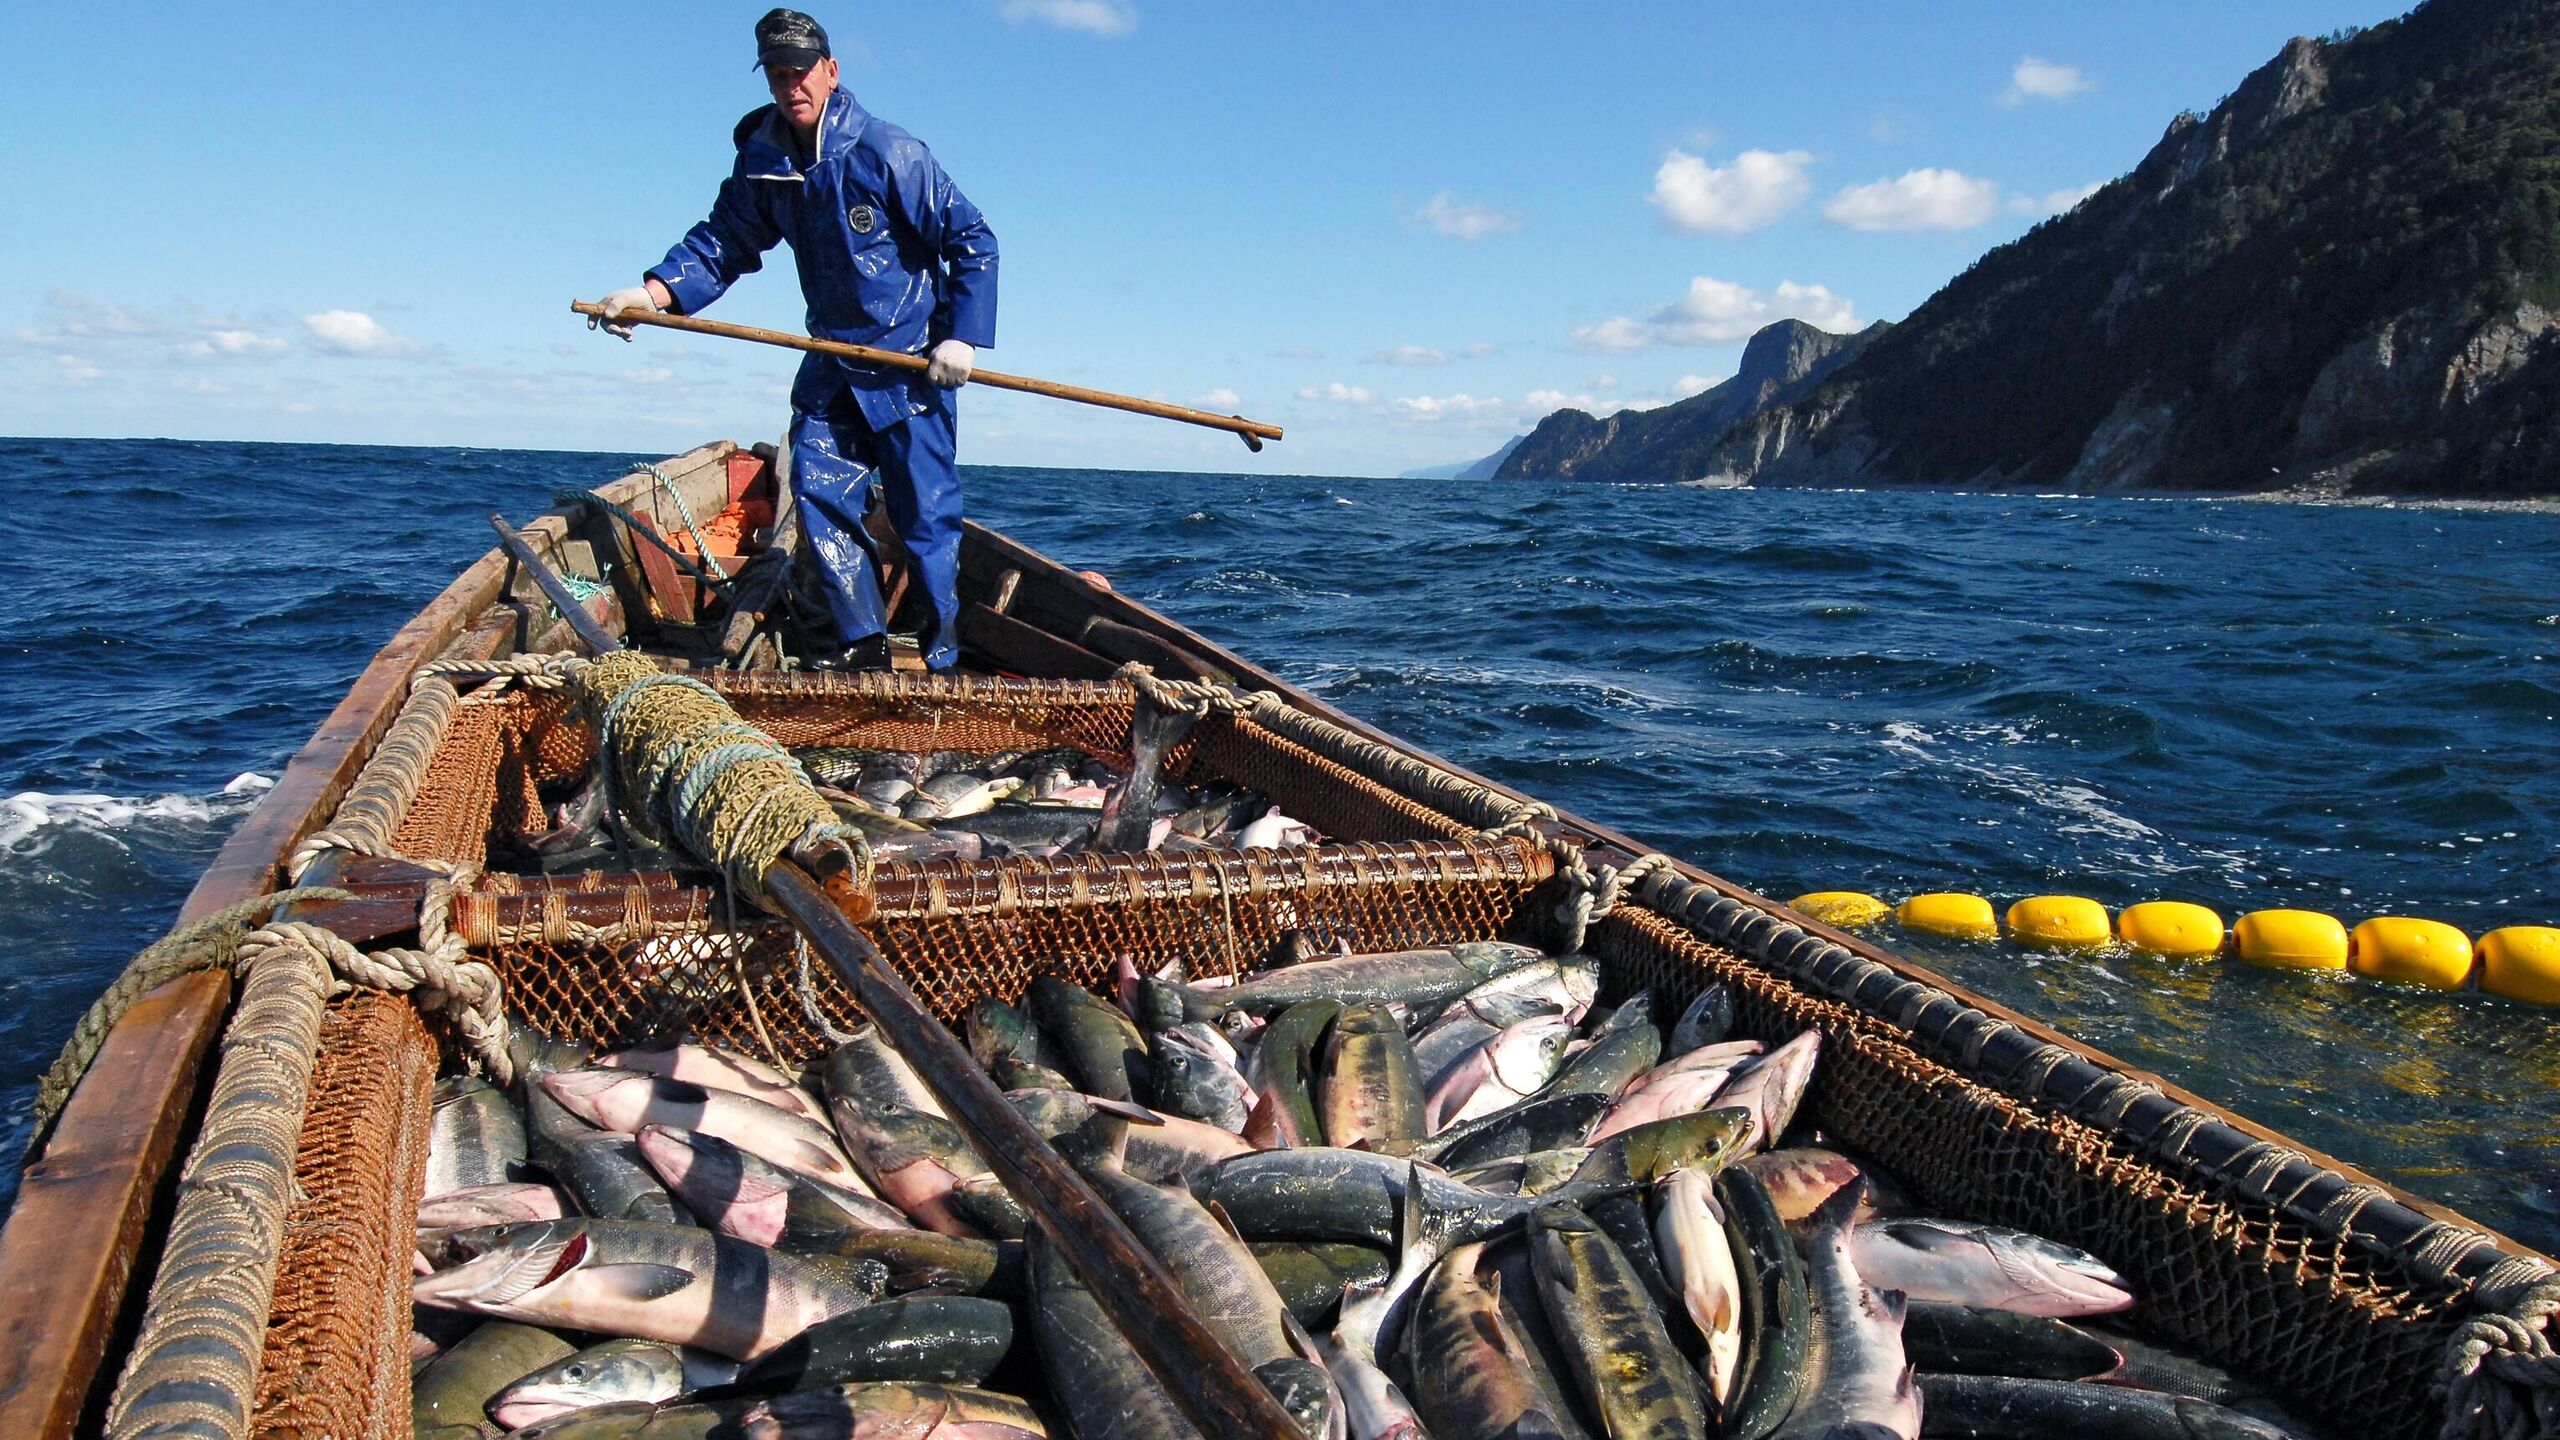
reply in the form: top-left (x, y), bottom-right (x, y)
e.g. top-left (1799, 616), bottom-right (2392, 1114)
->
top-left (848, 204), bottom-right (877, 235)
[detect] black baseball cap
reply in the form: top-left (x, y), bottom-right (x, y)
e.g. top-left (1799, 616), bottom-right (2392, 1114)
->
top-left (753, 9), bottom-right (831, 71)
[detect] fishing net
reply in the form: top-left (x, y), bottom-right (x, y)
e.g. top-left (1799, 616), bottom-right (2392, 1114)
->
top-left (250, 991), bottom-right (438, 1440)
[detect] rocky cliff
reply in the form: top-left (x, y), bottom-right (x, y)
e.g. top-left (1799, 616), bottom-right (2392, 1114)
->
top-left (1509, 0), bottom-right (2560, 497)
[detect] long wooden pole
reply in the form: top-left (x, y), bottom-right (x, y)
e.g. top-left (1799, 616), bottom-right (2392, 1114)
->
top-left (762, 860), bottom-right (1300, 1438)
top-left (569, 301), bottom-right (1284, 452)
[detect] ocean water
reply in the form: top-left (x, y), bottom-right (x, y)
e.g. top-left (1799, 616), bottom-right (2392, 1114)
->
top-left (3, 437), bottom-right (2555, 1254)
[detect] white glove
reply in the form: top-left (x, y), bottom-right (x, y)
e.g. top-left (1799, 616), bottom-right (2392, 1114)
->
top-left (593, 285), bottom-right (658, 341)
top-left (928, 339), bottom-right (975, 387)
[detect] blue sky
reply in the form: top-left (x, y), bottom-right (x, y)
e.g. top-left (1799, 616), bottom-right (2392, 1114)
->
top-left (0, 2), bottom-right (2396, 477)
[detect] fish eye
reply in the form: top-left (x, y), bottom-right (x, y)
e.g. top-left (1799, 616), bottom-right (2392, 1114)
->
top-left (564, 1365), bottom-right (588, 1380)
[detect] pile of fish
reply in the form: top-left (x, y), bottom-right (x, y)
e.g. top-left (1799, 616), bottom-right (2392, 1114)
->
top-left (411, 937), bottom-right (2327, 1440)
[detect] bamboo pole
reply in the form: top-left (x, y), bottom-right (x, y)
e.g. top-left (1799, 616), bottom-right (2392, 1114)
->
top-left (762, 860), bottom-right (1302, 1438)
top-left (570, 301), bottom-right (1284, 452)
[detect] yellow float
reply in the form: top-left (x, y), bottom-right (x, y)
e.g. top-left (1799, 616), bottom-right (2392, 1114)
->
top-left (2006, 895), bottom-right (2111, 948)
top-left (2347, 917), bottom-right (2474, 991)
top-left (2116, 900), bottom-right (2226, 959)
top-left (2478, 926), bottom-right (2560, 1006)
top-left (1898, 892), bottom-right (1999, 942)
top-left (1789, 891), bottom-right (1892, 928)
top-left (2232, 909), bottom-right (2349, 971)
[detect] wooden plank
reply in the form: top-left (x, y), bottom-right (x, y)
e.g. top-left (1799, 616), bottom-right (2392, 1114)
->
top-left (958, 603), bottom-right (1117, 681)
top-left (955, 519), bottom-right (2557, 1272)
top-left (0, 445), bottom-right (733, 1440)
top-left (1078, 616), bottom-right (1224, 683)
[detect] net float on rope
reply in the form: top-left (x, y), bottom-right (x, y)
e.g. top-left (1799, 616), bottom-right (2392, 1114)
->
top-left (1790, 891), bottom-right (1891, 928)
top-left (2232, 909), bottom-right (2350, 972)
top-left (2116, 901), bottom-right (2226, 960)
top-left (2347, 916), bottom-right (2475, 991)
top-left (2006, 895), bottom-right (2111, 949)
top-left (2477, 926), bottom-right (2560, 1005)
top-left (1898, 892), bottom-right (1999, 942)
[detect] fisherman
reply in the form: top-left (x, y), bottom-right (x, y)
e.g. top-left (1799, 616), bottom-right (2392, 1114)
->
top-left (593, 8), bottom-right (997, 673)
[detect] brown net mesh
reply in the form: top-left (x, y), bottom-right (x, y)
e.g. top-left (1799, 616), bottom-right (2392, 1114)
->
top-left (480, 837), bottom-right (1550, 1061)
top-left (1596, 904), bottom-right (2457, 1440)
top-left (393, 690), bottom-right (587, 868)
top-left (252, 991), bottom-right (439, 1440)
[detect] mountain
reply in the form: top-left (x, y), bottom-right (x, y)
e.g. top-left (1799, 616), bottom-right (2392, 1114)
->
top-left (1514, 0), bottom-right (2560, 497)
top-left (1496, 319), bottom-right (1884, 482)
top-left (1401, 434), bottom-right (1525, 481)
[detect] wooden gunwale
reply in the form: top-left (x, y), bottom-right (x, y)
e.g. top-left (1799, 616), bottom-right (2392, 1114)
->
top-left (0, 442), bottom-right (734, 1440)
top-left (3, 437), bottom-right (2538, 1439)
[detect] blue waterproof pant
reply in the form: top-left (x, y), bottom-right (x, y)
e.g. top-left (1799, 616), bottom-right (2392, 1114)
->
top-left (788, 397), bottom-right (962, 670)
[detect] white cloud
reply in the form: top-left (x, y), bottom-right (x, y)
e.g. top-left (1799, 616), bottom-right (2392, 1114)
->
top-left (1412, 191), bottom-right (1522, 242)
top-left (1568, 316), bottom-right (1654, 354)
top-left (304, 310), bottom-right (418, 357)
top-left (54, 354), bottom-right (101, 384)
top-left (180, 328), bottom-right (288, 360)
top-left (2003, 57), bottom-right (2091, 105)
top-left (1649, 148), bottom-right (1814, 236)
top-left (1368, 345), bottom-right (1451, 366)
top-left (1192, 387), bottom-right (1241, 409)
top-left (1461, 342), bottom-right (1502, 359)
top-left (2010, 182), bottom-right (2104, 218)
top-left (999, 0), bottom-right (1136, 36)
top-left (1654, 277), bottom-right (1857, 345)
top-left (1672, 373), bottom-right (1724, 399)
top-left (1822, 169), bottom-right (2002, 231)
top-left (1391, 392), bottom-right (1505, 424)
top-left (621, 367), bottom-right (675, 385)
top-left (1298, 382), bottom-right (1374, 404)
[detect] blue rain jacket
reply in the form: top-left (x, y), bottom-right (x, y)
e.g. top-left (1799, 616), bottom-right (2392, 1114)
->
top-left (648, 88), bottom-right (999, 433)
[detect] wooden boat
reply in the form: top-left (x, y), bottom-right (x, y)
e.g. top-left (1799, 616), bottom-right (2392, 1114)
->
top-left (3, 439), bottom-right (2551, 1440)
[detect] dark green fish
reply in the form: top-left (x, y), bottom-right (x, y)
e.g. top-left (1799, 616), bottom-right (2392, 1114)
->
top-left (411, 1320), bottom-right (577, 1436)
top-left (1914, 1372), bottom-right (2303, 1438)
top-left (1027, 976), bottom-right (1153, 1103)
top-left (1423, 1091), bottom-right (1612, 1170)
top-left (555, 1134), bottom-right (695, 1227)
top-left (787, 1229), bottom-right (1023, 1298)
top-left (1666, 985), bottom-right (1736, 1056)
top-left (742, 1382), bottom-right (1050, 1440)
top-left (1250, 1241), bottom-right (1392, 1327)
top-left (1566, 1105), bottom-right (1755, 1190)
top-left (1546, 993), bottom-right (1662, 1101)
top-left (1529, 1202), bottom-right (1715, 1440)
top-left (1179, 941), bottom-right (1548, 1020)
top-left (1403, 1241), bottom-right (1591, 1440)
top-left (1718, 1163), bottom-right (1810, 1440)
top-left (1904, 1303), bottom-right (2121, 1381)
top-left (1028, 1230), bottom-right (1205, 1440)
top-left (1198, 1145), bottom-right (1624, 1251)
top-left (1317, 1001), bottom-right (1426, 1154)
top-left (1244, 999), bottom-right (1339, 1147)
top-left (733, 1294), bottom-right (1016, 1391)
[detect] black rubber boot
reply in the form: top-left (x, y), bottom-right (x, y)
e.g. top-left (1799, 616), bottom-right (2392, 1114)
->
top-left (807, 634), bottom-right (893, 674)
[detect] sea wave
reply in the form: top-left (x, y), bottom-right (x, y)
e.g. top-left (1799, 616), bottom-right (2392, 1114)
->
top-left (0, 774), bottom-right (273, 856)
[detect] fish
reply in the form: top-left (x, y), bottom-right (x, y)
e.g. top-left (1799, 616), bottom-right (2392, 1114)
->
top-left (1737, 1147), bottom-right (1897, 1230)
top-left (553, 1135), bottom-right (696, 1227)
top-left (1426, 1014), bottom-right (1577, 1132)
top-left (1911, 1372), bottom-right (2302, 1439)
top-left (1179, 942), bottom-right (1549, 1021)
top-left (902, 771), bottom-right (1026, 823)
top-left (412, 1320), bottom-right (578, 1436)
top-left (1080, 1150), bottom-right (1335, 1438)
top-left (1153, 1025), bottom-right (1257, 1133)
top-left (1766, 1179), bottom-right (1920, 1440)
top-left (1587, 1041), bottom-right (1770, 1144)
top-left (1318, 1002), bottom-right (1427, 1154)
top-left (1900, 1303), bottom-right (2121, 1382)
top-left (1420, 1091), bottom-right (1613, 1173)
top-left (1566, 1105), bottom-right (1755, 1191)
top-left (1196, 1146), bottom-right (1622, 1252)
top-left (1708, 1031), bottom-right (1822, 1154)
top-left (1402, 1241), bottom-right (1589, 1440)
top-left (1717, 1163), bottom-right (1810, 1440)
top-left (1095, 696), bottom-right (1193, 854)
top-left (429, 1076), bottom-right (531, 1199)
top-left (595, 1039), bottom-right (827, 1125)
top-left (789, 1229), bottom-right (1025, 1299)
top-left (489, 1338), bottom-right (741, 1429)
top-left (417, 1181), bottom-right (569, 1240)
top-left (1172, 790), bottom-right (1263, 839)
top-left (634, 1124), bottom-right (914, 1249)
top-left (544, 1067), bottom-right (864, 1192)
top-left (411, 1218), bottom-right (873, 1361)
top-left (1664, 987), bottom-right (1735, 1057)
top-left (1446, 1148), bottom-right (1591, 1199)
top-left (1026, 977), bottom-right (1153, 1103)
top-left (741, 1382), bottom-right (1051, 1440)
top-left (947, 802), bottom-right (1104, 852)
top-left (1543, 993), bottom-right (1661, 1101)
top-left (1243, 999), bottom-right (1340, 1148)
top-left (1009, 1090), bottom-right (1254, 1184)
top-left (823, 1077), bottom-right (1021, 1239)
top-left (1252, 1242), bottom-right (1393, 1327)
top-left (499, 1399), bottom-right (753, 1440)
top-left (1527, 1202), bottom-right (1716, 1440)
top-left (968, 999), bottom-right (1070, 1078)
top-left (734, 1294), bottom-right (1018, 1391)
top-left (1654, 1166), bottom-right (1747, 1405)
top-left (1027, 1229), bottom-right (1205, 1440)
top-left (1849, 1217), bottom-right (2132, 1318)
top-left (1240, 808), bottom-right (1318, 849)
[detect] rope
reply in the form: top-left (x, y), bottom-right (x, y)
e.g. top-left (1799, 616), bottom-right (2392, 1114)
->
top-left (1549, 848), bottom-right (1679, 953)
top-left (793, 934), bottom-right (858, 1046)
top-left (651, 464), bottom-right (721, 578)
top-left (415, 650), bottom-right (585, 694)
top-left (579, 651), bottom-right (869, 911)
top-left (18, 886), bottom-right (355, 1165)
top-left (556, 484), bottom-right (734, 597)
top-left (285, 675), bottom-right (464, 880)
top-left (2440, 1277), bottom-right (2560, 1440)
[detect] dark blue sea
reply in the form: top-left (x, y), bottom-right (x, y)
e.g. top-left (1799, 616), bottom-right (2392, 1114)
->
top-left (4, 436), bottom-right (2555, 1254)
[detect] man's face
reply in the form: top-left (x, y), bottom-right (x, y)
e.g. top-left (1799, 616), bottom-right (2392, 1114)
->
top-left (766, 57), bottom-right (838, 131)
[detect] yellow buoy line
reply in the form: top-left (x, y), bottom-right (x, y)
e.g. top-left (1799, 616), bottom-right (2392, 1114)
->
top-left (1786, 889), bottom-right (2560, 1005)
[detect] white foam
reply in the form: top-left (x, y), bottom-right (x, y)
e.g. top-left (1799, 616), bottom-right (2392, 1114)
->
top-left (0, 773), bottom-right (273, 855)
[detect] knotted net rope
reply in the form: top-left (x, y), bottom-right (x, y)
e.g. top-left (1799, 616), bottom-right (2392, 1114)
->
top-left (579, 650), bottom-right (869, 911)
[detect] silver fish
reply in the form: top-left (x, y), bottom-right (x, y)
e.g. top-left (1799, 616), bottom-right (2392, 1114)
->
top-left (1770, 1180), bottom-right (1922, 1440)
top-left (635, 1123), bottom-right (913, 1249)
top-left (428, 1076), bottom-right (529, 1200)
top-left (1850, 1216), bottom-right (2132, 1318)
top-left (489, 1338), bottom-right (740, 1429)
top-left (544, 1067), bottom-right (865, 1193)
